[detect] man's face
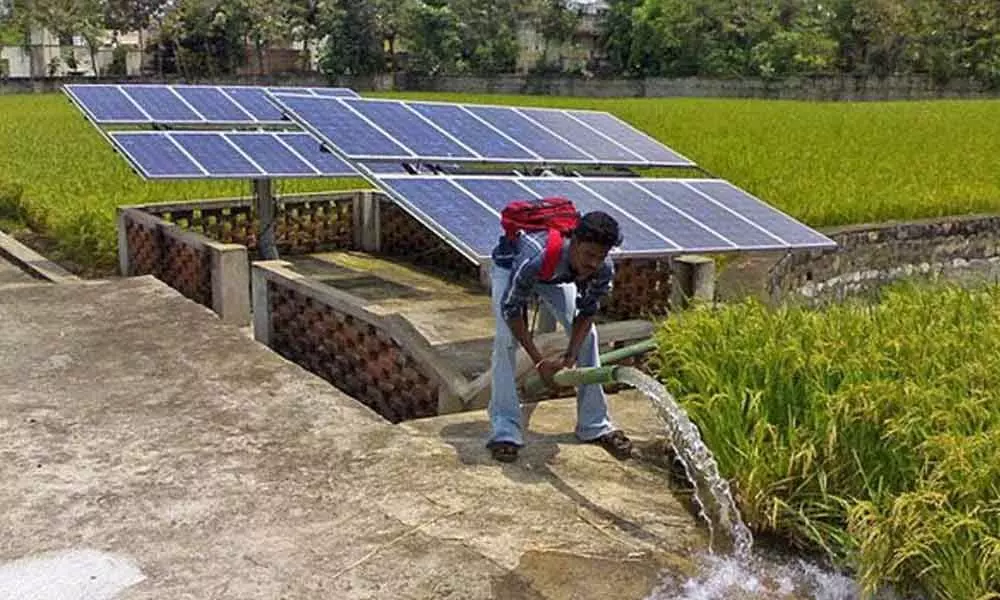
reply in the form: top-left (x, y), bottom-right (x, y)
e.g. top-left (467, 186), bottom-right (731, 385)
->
top-left (569, 240), bottom-right (610, 280)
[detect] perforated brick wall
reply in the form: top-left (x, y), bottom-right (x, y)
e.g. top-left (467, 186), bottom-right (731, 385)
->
top-left (150, 195), bottom-right (356, 255)
top-left (124, 212), bottom-right (212, 309)
top-left (267, 281), bottom-right (440, 423)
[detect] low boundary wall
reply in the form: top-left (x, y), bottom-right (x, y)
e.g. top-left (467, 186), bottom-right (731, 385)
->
top-left (117, 207), bottom-right (249, 325)
top-left (5, 73), bottom-right (998, 102)
top-left (769, 214), bottom-right (1000, 304)
top-left (251, 260), bottom-right (470, 422)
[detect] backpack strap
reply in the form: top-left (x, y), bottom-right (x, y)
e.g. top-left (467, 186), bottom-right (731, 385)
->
top-left (539, 229), bottom-right (563, 281)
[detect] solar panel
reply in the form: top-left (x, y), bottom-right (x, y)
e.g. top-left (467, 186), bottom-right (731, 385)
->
top-left (107, 131), bottom-right (359, 179)
top-left (372, 174), bottom-right (835, 263)
top-left (268, 94), bottom-right (695, 168)
top-left (63, 84), bottom-right (360, 125)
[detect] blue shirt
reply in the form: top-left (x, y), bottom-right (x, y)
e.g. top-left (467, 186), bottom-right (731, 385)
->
top-left (491, 231), bottom-right (615, 322)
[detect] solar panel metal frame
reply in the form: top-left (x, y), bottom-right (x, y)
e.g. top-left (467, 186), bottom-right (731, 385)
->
top-left (105, 130), bottom-right (360, 180)
top-left (267, 92), bottom-right (697, 168)
top-left (63, 83), bottom-right (360, 126)
top-left (367, 172), bottom-right (836, 265)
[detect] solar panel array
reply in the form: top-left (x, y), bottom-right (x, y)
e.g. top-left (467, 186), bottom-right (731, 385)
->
top-left (64, 83), bottom-right (359, 125)
top-left (64, 82), bottom-right (835, 261)
top-left (267, 93), bottom-right (694, 167)
top-left (107, 131), bottom-right (359, 179)
top-left (373, 174), bottom-right (836, 261)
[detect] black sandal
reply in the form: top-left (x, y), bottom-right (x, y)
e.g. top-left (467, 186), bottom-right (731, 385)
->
top-left (487, 441), bottom-right (520, 463)
top-left (588, 430), bottom-right (633, 460)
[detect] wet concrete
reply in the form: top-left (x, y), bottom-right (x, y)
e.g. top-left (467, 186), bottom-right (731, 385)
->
top-left (0, 275), bottom-right (709, 600)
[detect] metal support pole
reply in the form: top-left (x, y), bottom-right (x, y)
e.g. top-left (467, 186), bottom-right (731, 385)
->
top-left (253, 178), bottom-right (279, 261)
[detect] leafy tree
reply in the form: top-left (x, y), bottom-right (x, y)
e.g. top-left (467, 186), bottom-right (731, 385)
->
top-left (372, 0), bottom-right (404, 68)
top-left (316, 0), bottom-right (384, 76)
top-left (600, 0), bottom-right (645, 75)
top-left (154, 0), bottom-right (249, 78)
top-left (523, 0), bottom-right (579, 69)
top-left (9, 0), bottom-right (107, 74)
top-left (450, 0), bottom-right (521, 75)
top-left (104, 0), bottom-right (167, 62)
top-left (399, 0), bottom-right (461, 76)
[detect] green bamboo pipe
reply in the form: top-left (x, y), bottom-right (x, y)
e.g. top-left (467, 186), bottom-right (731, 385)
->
top-left (520, 337), bottom-right (657, 397)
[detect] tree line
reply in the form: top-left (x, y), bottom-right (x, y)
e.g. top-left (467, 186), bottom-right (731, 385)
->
top-left (2, 0), bottom-right (998, 87)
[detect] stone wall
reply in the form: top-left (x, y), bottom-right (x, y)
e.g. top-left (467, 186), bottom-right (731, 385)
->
top-left (5, 72), bottom-right (998, 101)
top-left (769, 214), bottom-right (1000, 305)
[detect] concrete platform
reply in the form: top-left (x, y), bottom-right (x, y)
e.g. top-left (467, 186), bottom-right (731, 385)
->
top-left (0, 275), bottom-right (710, 600)
top-left (0, 250), bottom-right (40, 288)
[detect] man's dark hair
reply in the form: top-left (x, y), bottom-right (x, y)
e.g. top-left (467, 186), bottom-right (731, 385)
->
top-left (573, 211), bottom-right (623, 249)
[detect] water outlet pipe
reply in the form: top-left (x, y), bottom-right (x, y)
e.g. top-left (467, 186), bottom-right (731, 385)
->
top-left (520, 337), bottom-right (657, 397)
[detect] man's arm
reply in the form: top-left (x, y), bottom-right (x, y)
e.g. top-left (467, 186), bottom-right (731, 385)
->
top-left (500, 253), bottom-right (544, 363)
top-left (564, 261), bottom-right (615, 365)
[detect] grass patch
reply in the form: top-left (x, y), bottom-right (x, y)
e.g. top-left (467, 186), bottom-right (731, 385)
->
top-left (3, 91), bottom-right (1000, 271)
top-left (653, 281), bottom-right (1000, 599)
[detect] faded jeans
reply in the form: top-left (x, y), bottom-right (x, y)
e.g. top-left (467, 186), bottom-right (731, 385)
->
top-left (488, 264), bottom-right (615, 447)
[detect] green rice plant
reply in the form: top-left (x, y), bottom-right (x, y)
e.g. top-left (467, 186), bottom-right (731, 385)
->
top-left (654, 281), bottom-right (1000, 599)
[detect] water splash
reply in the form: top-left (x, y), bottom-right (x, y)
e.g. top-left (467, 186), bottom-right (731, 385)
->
top-left (645, 552), bottom-right (870, 600)
top-left (615, 366), bottom-right (754, 559)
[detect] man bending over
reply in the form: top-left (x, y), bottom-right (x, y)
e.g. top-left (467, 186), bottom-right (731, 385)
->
top-left (487, 210), bottom-right (633, 463)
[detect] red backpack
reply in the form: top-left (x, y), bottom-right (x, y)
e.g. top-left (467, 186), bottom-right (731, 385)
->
top-left (500, 197), bottom-right (580, 280)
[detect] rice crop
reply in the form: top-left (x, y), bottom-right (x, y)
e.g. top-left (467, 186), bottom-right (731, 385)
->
top-left (652, 281), bottom-right (1000, 600)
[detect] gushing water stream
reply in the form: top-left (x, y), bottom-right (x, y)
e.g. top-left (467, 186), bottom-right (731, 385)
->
top-left (615, 366), bottom-right (754, 559)
top-left (613, 366), bottom-right (897, 599)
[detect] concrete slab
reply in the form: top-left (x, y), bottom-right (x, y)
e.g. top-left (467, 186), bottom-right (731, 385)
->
top-left (0, 230), bottom-right (79, 284)
top-left (0, 251), bottom-right (39, 288)
top-left (0, 275), bottom-right (710, 600)
top-left (287, 251), bottom-right (495, 345)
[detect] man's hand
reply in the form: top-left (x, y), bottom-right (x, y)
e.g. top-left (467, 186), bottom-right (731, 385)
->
top-left (536, 357), bottom-right (563, 389)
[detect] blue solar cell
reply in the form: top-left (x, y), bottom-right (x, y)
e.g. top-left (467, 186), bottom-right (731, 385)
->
top-left (175, 87), bottom-right (252, 122)
top-left (225, 134), bottom-right (314, 175)
top-left (464, 106), bottom-right (592, 162)
top-left (408, 103), bottom-right (536, 161)
top-left (569, 111), bottom-right (692, 166)
top-left (221, 87), bottom-right (285, 121)
top-left (66, 85), bottom-right (147, 122)
top-left (520, 109), bottom-right (643, 163)
top-left (379, 178), bottom-right (498, 257)
top-left (345, 100), bottom-right (477, 160)
top-left (122, 85), bottom-right (201, 122)
top-left (635, 181), bottom-right (782, 248)
top-left (687, 181), bottom-right (834, 247)
top-left (111, 133), bottom-right (204, 178)
top-left (172, 133), bottom-right (262, 176)
top-left (450, 178), bottom-right (536, 212)
top-left (519, 179), bottom-right (668, 252)
top-left (275, 95), bottom-right (413, 158)
top-left (277, 133), bottom-right (357, 176)
top-left (579, 180), bottom-right (733, 251)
